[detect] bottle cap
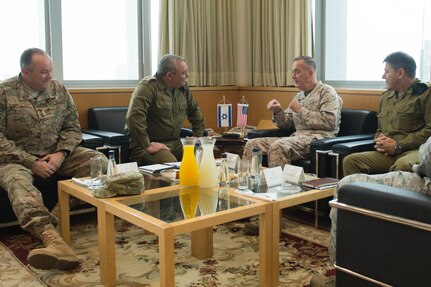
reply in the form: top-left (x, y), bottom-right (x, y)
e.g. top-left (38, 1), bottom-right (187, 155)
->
top-left (109, 150), bottom-right (115, 155)
top-left (221, 153), bottom-right (227, 158)
top-left (252, 147), bottom-right (260, 153)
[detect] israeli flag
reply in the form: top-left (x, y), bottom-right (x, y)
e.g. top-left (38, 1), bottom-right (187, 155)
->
top-left (217, 103), bottom-right (232, 127)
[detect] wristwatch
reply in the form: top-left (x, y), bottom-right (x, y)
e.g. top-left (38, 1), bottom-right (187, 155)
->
top-left (395, 142), bottom-right (402, 155)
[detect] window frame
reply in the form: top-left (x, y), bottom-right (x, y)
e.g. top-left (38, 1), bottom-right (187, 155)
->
top-left (46, 0), bottom-right (154, 88)
top-left (315, 0), bottom-right (430, 89)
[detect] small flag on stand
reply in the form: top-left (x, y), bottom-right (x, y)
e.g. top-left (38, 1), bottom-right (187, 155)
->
top-left (237, 103), bottom-right (249, 127)
top-left (217, 96), bottom-right (232, 128)
top-left (237, 95), bottom-right (249, 127)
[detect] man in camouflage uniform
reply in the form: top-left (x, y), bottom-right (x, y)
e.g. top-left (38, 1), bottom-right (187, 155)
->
top-left (343, 51), bottom-right (431, 176)
top-left (310, 136), bottom-right (431, 287)
top-left (242, 56), bottom-right (342, 235)
top-left (243, 56), bottom-right (343, 168)
top-left (0, 48), bottom-right (107, 270)
top-left (125, 54), bottom-right (205, 165)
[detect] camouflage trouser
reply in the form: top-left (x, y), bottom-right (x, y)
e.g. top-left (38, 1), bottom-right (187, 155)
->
top-left (329, 171), bottom-right (430, 262)
top-left (0, 147), bottom-right (107, 237)
top-left (243, 135), bottom-right (314, 167)
top-left (130, 139), bottom-right (183, 165)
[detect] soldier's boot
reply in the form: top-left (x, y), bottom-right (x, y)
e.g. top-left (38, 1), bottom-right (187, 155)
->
top-left (27, 225), bottom-right (80, 270)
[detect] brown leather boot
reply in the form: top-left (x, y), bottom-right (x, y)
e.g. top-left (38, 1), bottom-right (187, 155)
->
top-left (27, 225), bottom-right (80, 270)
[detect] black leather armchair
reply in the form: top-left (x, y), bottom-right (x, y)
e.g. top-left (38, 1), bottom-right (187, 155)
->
top-left (330, 182), bottom-right (431, 287)
top-left (247, 109), bottom-right (378, 177)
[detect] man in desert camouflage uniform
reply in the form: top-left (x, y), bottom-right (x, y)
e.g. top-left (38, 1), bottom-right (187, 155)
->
top-left (310, 136), bottom-right (431, 287)
top-left (242, 56), bottom-right (342, 236)
top-left (243, 56), bottom-right (343, 168)
top-left (126, 54), bottom-right (205, 165)
top-left (0, 48), bottom-right (107, 271)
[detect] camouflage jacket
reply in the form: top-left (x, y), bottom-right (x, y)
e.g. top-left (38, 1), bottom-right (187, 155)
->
top-left (0, 75), bottom-right (82, 168)
top-left (273, 81), bottom-right (343, 138)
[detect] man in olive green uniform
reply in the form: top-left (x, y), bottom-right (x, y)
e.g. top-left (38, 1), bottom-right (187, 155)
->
top-left (343, 51), bottom-right (431, 176)
top-left (126, 54), bottom-right (205, 165)
top-left (0, 48), bottom-right (107, 271)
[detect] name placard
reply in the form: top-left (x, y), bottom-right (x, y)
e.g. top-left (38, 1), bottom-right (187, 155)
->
top-left (225, 152), bottom-right (240, 170)
top-left (282, 164), bottom-right (305, 185)
top-left (263, 166), bottom-right (283, 187)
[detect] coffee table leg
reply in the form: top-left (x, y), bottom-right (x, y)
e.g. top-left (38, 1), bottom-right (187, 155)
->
top-left (99, 206), bottom-right (116, 286)
top-left (259, 203), bottom-right (274, 287)
top-left (159, 227), bottom-right (175, 286)
top-left (191, 227), bottom-right (213, 259)
top-left (271, 202), bottom-right (281, 287)
top-left (58, 186), bottom-right (71, 244)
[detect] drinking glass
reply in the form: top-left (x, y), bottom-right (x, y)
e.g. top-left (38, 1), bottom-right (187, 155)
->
top-left (90, 156), bottom-right (103, 191)
top-left (237, 159), bottom-right (250, 191)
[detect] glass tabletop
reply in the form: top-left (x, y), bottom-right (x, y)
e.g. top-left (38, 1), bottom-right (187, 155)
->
top-left (115, 185), bottom-right (256, 223)
top-left (139, 170), bottom-right (321, 203)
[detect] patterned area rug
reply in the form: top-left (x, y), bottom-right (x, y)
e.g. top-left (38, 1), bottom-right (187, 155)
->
top-left (0, 213), bottom-right (334, 286)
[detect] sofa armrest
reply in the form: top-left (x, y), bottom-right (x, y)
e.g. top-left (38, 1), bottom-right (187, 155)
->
top-left (82, 128), bottom-right (130, 163)
top-left (247, 128), bottom-right (293, 139)
top-left (332, 182), bottom-right (431, 287)
top-left (180, 128), bottom-right (193, 138)
top-left (337, 182), bottom-right (431, 223)
top-left (310, 133), bottom-right (374, 152)
top-left (81, 132), bottom-right (104, 149)
top-left (331, 138), bottom-right (375, 155)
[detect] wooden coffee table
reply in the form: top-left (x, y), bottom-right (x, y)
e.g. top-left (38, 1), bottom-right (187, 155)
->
top-left (58, 180), bottom-right (272, 287)
top-left (58, 173), bottom-right (334, 287)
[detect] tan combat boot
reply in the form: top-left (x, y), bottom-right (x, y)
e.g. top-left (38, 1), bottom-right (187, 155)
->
top-left (27, 225), bottom-right (80, 270)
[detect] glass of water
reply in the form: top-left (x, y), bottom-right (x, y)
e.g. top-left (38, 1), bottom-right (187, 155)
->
top-left (90, 156), bottom-right (103, 191)
top-left (237, 159), bottom-right (250, 191)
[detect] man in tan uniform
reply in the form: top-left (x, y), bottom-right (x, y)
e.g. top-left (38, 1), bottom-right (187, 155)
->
top-left (242, 56), bottom-right (342, 235)
top-left (0, 48), bottom-right (107, 270)
top-left (126, 54), bottom-right (205, 165)
top-left (243, 56), bottom-right (343, 168)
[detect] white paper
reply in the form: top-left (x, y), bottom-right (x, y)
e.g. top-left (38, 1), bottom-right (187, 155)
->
top-left (282, 164), bottom-right (305, 185)
top-left (235, 189), bottom-right (277, 201)
top-left (116, 162), bottom-right (139, 174)
top-left (139, 164), bottom-right (173, 173)
top-left (263, 166), bottom-right (283, 187)
top-left (164, 162), bottom-right (181, 169)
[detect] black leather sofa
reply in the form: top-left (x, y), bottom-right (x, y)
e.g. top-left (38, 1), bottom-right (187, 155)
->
top-left (82, 107), bottom-right (131, 163)
top-left (0, 133), bottom-right (104, 227)
top-left (82, 106), bottom-right (198, 163)
top-left (331, 182), bottom-right (431, 287)
top-left (247, 109), bottom-right (378, 177)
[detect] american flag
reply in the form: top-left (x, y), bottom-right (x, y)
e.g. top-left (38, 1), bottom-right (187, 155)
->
top-left (237, 103), bottom-right (249, 127)
top-left (217, 103), bottom-right (232, 127)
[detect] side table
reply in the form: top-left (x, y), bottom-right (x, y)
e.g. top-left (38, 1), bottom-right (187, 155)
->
top-left (214, 136), bottom-right (247, 157)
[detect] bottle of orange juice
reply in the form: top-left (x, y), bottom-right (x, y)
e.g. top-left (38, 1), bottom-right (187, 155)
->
top-left (179, 138), bottom-right (199, 218)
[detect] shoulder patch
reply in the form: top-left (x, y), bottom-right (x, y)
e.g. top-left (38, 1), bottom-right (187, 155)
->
top-left (412, 82), bottom-right (429, 95)
top-left (142, 76), bottom-right (156, 83)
